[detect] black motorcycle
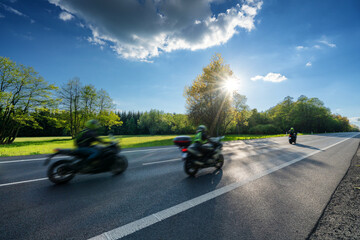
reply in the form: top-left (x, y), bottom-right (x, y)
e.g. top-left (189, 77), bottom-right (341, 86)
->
top-left (44, 141), bottom-right (128, 184)
top-left (289, 133), bottom-right (297, 144)
top-left (174, 136), bottom-right (224, 177)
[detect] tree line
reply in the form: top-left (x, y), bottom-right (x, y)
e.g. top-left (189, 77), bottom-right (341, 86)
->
top-left (1, 55), bottom-right (358, 144)
top-left (0, 56), bottom-right (121, 143)
top-left (183, 54), bottom-right (358, 135)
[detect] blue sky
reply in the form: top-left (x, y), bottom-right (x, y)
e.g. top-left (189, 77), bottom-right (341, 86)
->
top-left (0, 0), bottom-right (359, 127)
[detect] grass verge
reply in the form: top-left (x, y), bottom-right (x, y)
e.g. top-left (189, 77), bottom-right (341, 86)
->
top-left (0, 134), bottom-right (287, 157)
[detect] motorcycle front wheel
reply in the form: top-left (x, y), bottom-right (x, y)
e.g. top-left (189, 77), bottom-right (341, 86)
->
top-left (111, 155), bottom-right (128, 175)
top-left (184, 159), bottom-right (198, 177)
top-left (47, 160), bottom-right (75, 184)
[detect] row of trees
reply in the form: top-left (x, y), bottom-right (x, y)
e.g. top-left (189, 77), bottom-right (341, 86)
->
top-left (58, 78), bottom-right (121, 138)
top-left (111, 110), bottom-right (195, 135)
top-left (1, 55), bottom-right (358, 143)
top-left (184, 54), bottom-right (358, 135)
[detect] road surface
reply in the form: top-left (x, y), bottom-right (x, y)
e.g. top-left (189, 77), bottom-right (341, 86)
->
top-left (0, 132), bottom-right (359, 240)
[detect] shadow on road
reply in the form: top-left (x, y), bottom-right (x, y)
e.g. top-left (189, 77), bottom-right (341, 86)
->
top-left (293, 143), bottom-right (321, 151)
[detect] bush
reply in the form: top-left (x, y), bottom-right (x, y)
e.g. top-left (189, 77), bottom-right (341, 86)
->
top-left (248, 124), bottom-right (282, 135)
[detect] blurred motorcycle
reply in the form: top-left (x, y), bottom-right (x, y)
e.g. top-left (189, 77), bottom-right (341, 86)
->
top-left (44, 140), bottom-right (128, 184)
top-left (174, 136), bottom-right (224, 177)
top-left (289, 133), bottom-right (297, 144)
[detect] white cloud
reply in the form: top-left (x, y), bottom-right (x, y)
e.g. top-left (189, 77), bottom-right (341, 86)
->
top-left (59, 11), bottom-right (73, 21)
top-left (48, 0), bottom-right (263, 60)
top-left (251, 72), bottom-right (287, 83)
top-left (306, 62), bottom-right (312, 67)
top-left (296, 45), bottom-right (305, 50)
top-left (0, 3), bottom-right (35, 22)
top-left (77, 22), bottom-right (85, 28)
top-left (319, 40), bottom-right (336, 48)
top-left (0, 3), bottom-right (25, 17)
top-left (349, 117), bottom-right (360, 122)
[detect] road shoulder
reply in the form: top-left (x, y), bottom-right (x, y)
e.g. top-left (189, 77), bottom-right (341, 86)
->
top-left (308, 142), bottom-right (360, 239)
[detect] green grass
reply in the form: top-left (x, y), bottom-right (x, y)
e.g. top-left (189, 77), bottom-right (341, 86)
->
top-left (0, 134), bottom-right (288, 157)
top-left (223, 134), bottom-right (287, 141)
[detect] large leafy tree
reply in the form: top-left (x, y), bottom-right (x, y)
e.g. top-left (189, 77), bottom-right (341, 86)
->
top-left (59, 78), bottom-right (121, 137)
top-left (184, 54), bottom-right (238, 136)
top-left (0, 57), bottom-right (57, 144)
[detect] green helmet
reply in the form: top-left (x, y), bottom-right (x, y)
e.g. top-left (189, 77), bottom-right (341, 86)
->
top-left (85, 119), bottom-right (100, 130)
top-left (291, 127), bottom-right (294, 130)
top-left (196, 125), bottom-right (207, 133)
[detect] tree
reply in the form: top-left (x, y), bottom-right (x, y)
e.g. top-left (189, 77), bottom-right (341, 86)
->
top-left (0, 57), bottom-right (57, 144)
top-left (138, 109), bottom-right (170, 135)
top-left (59, 78), bottom-right (121, 137)
top-left (59, 77), bottom-right (82, 138)
top-left (184, 54), bottom-right (236, 136)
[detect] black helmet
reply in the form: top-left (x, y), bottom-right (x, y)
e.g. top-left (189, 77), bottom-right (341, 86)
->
top-left (85, 119), bottom-right (100, 130)
top-left (196, 125), bottom-right (207, 133)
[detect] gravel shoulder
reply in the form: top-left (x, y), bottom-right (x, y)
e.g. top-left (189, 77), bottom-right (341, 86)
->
top-left (308, 143), bottom-right (360, 239)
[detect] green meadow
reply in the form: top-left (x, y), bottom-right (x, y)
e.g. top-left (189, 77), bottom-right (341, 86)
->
top-left (0, 134), bottom-right (287, 157)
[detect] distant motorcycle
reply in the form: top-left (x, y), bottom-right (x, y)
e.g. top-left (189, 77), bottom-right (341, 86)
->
top-left (44, 141), bottom-right (128, 184)
top-left (174, 136), bottom-right (224, 177)
top-left (289, 133), bottom-right (297, 144)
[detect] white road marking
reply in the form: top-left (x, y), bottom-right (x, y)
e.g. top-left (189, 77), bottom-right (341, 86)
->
top-left (88, 133), bottom-right (359, 240)
top-left (142, 158), bottom-right (182, 166)
top-left (0, 178), bottom-right (47, 187)
top-left (122, 147), bottom-right (177, 153)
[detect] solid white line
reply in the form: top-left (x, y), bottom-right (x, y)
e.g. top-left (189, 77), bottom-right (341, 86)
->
top-left (142, 158), bottom-right (182, 166)
top-left (0, 178), bottom-right (47, 187)
top-left (88, 133), bottom-right (359, 240)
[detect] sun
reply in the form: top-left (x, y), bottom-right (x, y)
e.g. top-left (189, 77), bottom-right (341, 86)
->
top-left (224, 77), bottom-right (239, 93)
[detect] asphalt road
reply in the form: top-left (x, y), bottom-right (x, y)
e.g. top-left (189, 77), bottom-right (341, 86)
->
top-left (1, 133), bottom-right (359, 240)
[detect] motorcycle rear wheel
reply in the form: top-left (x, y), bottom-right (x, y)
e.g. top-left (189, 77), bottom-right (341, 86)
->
top-left (215, 154), bottom-right (224, 169)
top-left (184, 159), bottom-right (198, 177)
top-left (111, 155), bottom-right (128, 175)
top-left (47, 160), bottom-right (75, 184)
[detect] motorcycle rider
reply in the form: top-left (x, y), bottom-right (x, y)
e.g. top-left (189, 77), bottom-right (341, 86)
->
top-left (289, 127), bottom-right (296, 135)
top-left (192, 125), bottom-right (214, 165)
top-left (73, 119), bottom-right (108, 171)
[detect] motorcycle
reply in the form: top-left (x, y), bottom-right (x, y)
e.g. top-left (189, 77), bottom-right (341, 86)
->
top-left (289, 133), bottom-right (297, 144)
top-left (173, 136), bottom-right (224, 177)
top-left (44, 141), bottom-right (128, 184)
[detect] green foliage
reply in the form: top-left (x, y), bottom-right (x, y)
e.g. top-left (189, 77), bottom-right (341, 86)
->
top-left (0, 56), bottom-right (57, 144)
top-left (58, 78), bottom-right (122, 138)
top-left (248, 124), bottom-right (282, 134)
top-left (2, 55), bottom-right (356, 143)
top-left (184, 53), bottom-right (238, 136)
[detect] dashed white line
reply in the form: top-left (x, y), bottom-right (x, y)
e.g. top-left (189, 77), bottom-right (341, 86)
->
top-left (88, 133), bottom-right (359, 240)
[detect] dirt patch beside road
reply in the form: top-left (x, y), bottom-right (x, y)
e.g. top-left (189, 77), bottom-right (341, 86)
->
top-left (308, 143), bottom-right (360, 239)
